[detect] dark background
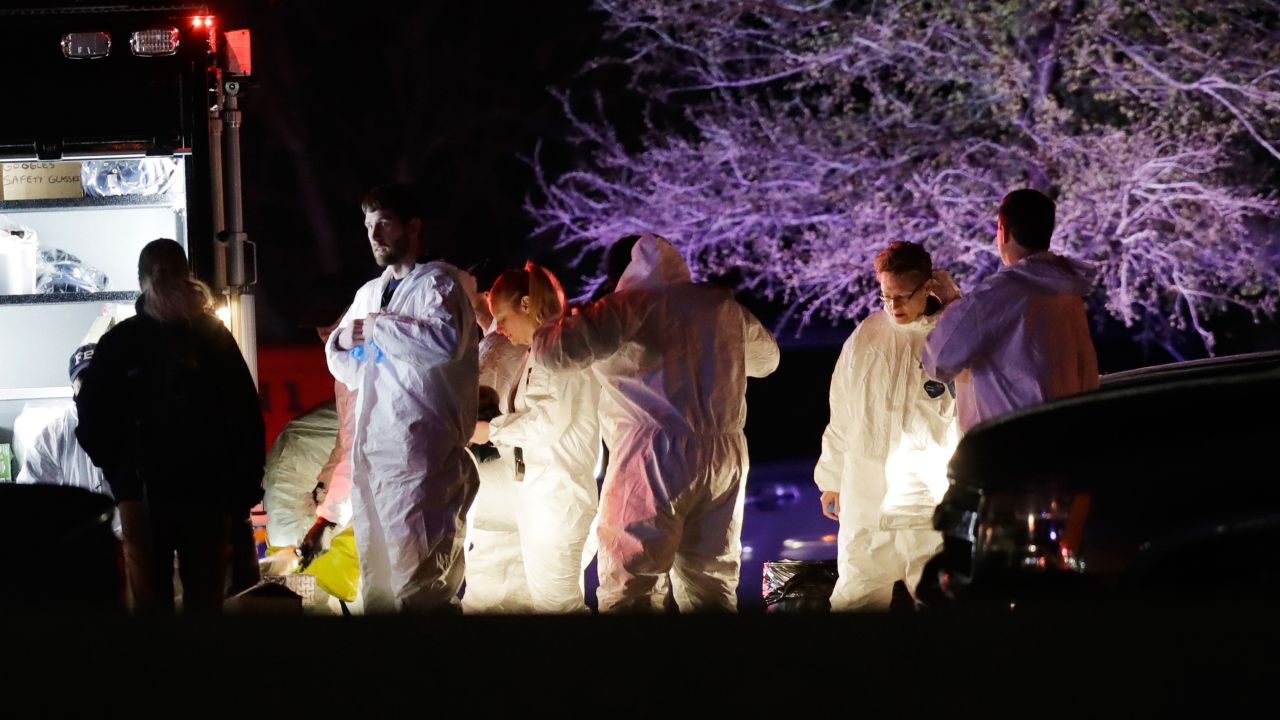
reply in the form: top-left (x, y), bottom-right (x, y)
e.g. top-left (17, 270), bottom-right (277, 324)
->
top-left (220, 1), bottom-right (1276, 461)
top-left (227, 1), bottom-right (629, 336)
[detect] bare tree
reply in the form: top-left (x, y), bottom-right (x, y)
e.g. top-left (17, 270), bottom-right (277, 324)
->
top-left (530, 0), bottom-right (1280, 353)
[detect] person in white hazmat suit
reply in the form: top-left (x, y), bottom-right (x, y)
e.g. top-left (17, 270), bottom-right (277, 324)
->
top-left (257, 390), bottom-right (363, 612)
top-left (815, 242), bottom-right (959, 611)
top-left (261, 396), bottom-right (349, 550)
top-left (460, 280), bottom-right (536, 613)
top-left (922, 188), bottom-right (1099, 432)
top-left (16, 344), bottom-right (122, 538)
top-left (470, 262), bottom-right (601, 613)
top-left (296, 311), bottom-right (359, 566)
top-left (297, 381), bottom-right (356, 561)
top-left (324, 184), bottom-right (479, 613)
top-left (254, 307), bottom-right (362, 608)
top-left (531, 234), bottom-right (780, 612)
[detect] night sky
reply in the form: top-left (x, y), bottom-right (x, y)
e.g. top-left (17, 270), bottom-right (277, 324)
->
top-left (214, 1), bottom-right (1277, 459)
top-left (229, 1), bottom-right (628, 339)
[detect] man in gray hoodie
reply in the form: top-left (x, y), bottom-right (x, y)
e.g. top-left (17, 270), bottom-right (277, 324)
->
top-left (923, 188), bottom-right (1099, 431)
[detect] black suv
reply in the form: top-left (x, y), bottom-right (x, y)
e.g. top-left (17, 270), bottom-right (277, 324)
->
top-left (922, 351), bottom-right (1280, 607)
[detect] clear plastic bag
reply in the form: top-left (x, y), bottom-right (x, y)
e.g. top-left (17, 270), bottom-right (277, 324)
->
top-left (35, 248), bottom-right (110, 294)
top-left (80, 158), bottom-right (181, 197)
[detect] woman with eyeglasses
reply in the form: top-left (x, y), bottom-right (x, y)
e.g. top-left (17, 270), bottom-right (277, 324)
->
top-left (812, 241), bottom-right (959, 611)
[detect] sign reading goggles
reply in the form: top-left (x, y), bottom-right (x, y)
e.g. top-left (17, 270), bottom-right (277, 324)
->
top-left (130, 28), bottom-right (180, 56)
top-left (61, 32), bottom-right (111, 59)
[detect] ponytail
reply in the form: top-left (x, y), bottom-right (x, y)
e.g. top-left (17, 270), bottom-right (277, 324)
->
top-left (138, 238), bottom-right (213, 323)
top-left (488, 261), bottom-right (566, 325)
top-left (523, 261), bottom-right (565, 324)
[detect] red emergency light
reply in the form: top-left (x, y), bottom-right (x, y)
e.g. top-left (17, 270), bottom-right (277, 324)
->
top-left (191, 16), bottom-right (214, 30)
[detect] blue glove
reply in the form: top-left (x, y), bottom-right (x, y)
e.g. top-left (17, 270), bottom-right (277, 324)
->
top-left (349, 339), bottom-right (385, 364)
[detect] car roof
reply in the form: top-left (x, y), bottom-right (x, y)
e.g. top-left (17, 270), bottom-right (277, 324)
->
top-left (1100, 350), bottom-right (1280, 389)
top-left (949, 354), bottom-right (1280, 489)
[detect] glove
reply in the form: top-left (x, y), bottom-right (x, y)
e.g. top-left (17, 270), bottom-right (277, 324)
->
top-left (311, 481), bottom-right (328, 507)
top-left (469, 442), bottom-right (501, 463)
top-left (298, 517), bottom-right (337, 570)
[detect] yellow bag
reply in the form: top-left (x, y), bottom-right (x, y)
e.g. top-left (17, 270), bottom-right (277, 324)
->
top-left (305, 526), bottom-right (360, 602)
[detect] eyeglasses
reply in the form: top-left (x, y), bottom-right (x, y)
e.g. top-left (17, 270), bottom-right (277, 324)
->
top-left (879, 282), bottom-right (926, 306)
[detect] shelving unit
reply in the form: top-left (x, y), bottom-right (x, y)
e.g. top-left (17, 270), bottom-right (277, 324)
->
top-left (1, 167), bottom-right (187, 462)
top-left (0, 291), bottom-right (139, 306)
top-left (0, 192), bottom-right (183, 213)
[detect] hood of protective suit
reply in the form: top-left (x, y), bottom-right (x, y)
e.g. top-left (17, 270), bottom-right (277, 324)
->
top-left (882, 307), bottom-right (937, 335)
top-left (1003, 252), bottom-right (1095, 296)
top-left (615, 234), bottom-right (692, 291)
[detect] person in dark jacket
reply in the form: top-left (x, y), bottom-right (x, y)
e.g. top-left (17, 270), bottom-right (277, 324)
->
top-left (76, 238), bottom-right (264, 613)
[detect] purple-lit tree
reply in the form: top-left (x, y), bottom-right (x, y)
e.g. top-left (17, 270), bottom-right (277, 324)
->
top-left (530, 0), bottom-right (1280, 353)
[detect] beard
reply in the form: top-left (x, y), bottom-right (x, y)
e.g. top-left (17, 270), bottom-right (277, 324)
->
top-left (372, 245), bottom-right (405, 267)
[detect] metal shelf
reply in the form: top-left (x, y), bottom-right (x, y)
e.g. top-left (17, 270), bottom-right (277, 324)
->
top-left (0, 291), bottom-right (137, 306)
top-left (0, 193), bottom-right (184, 213)
top-left (0, 387), bottom-right (72, 401)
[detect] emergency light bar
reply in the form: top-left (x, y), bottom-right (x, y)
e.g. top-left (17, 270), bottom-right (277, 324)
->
top-left (61, 32), bottom-right (110, 59)
top-left (130, 28), bottom-right (179, 56)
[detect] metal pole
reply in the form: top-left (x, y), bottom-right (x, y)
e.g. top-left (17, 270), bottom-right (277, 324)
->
top-left (221, 79), bottom-right (258, 384)
top-left (208, 70), bottom-right (228, 292)
top-left (223, 81), bottom-right (246, 286)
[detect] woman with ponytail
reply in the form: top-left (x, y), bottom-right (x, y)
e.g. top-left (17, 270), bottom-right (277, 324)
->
top-left (75, 238), bottom-right (264, 614)
top-left (467, 262), bottom-right (601, 613)
top-left (138, 238), bottom-right (214, 323)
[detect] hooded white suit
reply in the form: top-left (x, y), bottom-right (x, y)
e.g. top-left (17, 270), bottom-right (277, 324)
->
top-left (532, 235), bottom-right (779, 611)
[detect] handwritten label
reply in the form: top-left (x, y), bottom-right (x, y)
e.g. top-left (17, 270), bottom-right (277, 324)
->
top-left (1, 162), bottom-right (84, 201)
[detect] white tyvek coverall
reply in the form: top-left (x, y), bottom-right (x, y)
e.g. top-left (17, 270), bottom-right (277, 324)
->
top-left (487, 352), bottom-right (601, 612)
top-left (325, 262), bottom-right (479, 612)
top-left (922, 253), bottom-right (1099, 432)
top-left (315, 381), bottom-right (356, 528)
top-left (262, 398), bottom-right (346, 547)
top-left (815, 309), bottom-right (958, 610)
top-left (532, 234), bottom-right (780, 612)
top-left (462, 328), bottom-right (534, 613)
top-left (16, 403), bottom-right (122, 538)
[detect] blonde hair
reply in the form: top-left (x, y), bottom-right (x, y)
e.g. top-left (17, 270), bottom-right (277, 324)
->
top-left (138, 238), bottom-right (213, 323)
top-left (488, 261), bottom-right (566, 324)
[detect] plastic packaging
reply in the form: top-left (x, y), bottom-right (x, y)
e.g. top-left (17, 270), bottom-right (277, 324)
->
top-left (762, 559), bottom-right (838, 612)
top-left (305, 525), bottom-right (360, 603)
top-left (36, 248), bottom-right (110, 294)
top-left (12, 399), bottom-right (74, 471)
top-left (0, 216), bottom-right (39, 294)
top-left (80, 158), bottom-right (181, 197)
